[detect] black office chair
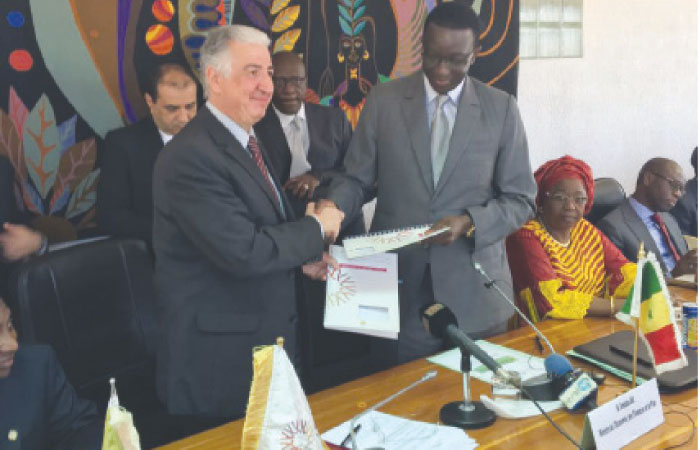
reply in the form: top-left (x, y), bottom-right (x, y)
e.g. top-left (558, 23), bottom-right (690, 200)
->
top-left (586, 177), bottom-right (626, 225)
top-left (9, 238), bottom-right (179, 448)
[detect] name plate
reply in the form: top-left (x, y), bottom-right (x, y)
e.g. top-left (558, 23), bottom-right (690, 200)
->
top-left (581, 378), bottom-right (663, 450)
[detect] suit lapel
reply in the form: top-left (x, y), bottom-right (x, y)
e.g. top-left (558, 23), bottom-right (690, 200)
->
top-left (435, 77), bottom-right (481, 195)
top-left (202, 108), bottom-right (287, 220)
top-left (621, 200), bottom-right (665, 266)
top-left (401, 72), bottom-right (433, 193)
top-left (662, 211), bottom-right (687, 254)
top-left (305, 103), bottom-right (323, 168)
top-left (256, 107), bottom-right (291, 184)
top-left (144, 118), bottom-right (165, 164)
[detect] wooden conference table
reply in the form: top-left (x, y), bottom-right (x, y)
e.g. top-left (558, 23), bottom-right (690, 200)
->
top-left (160, 286), bottom-right (697, 449)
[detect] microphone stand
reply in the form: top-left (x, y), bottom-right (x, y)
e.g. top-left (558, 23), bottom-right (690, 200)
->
top-left (473, 261), bottom-right (559, 401)
top-left (439, 347), bottom-right (496, 429)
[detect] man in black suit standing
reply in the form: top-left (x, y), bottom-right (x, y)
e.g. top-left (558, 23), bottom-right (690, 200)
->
top-left (152, 25), bottom-right (344, 419)
top-left (97, 63), bottom-right (197, 247)
top-left (255, 51), bottom-right (365, 237)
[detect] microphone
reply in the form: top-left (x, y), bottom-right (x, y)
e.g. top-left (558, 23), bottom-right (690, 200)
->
top-left (421, 303), bottom-right (518, 386)
top-left (545, 354), bottom-right (599, 411)
top-left (347, 370), bottom-right (437, 450)
top-left (472, 261), bottom-right (555, 354)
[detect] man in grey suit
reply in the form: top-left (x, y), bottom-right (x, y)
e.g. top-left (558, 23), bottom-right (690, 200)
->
top-left (320, 2), bottom-right (536, 366)
top-left (598, 157), bottom-right (697, 277)
top-left (152, 25), bottom-right (343, 418)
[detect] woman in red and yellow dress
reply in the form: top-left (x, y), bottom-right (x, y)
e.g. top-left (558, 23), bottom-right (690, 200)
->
top-left (506, 156), bottom-right (636, 322)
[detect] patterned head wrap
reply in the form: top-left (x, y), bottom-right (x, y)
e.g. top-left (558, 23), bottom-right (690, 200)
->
top-left (534, 155), bottom-right (595, 214)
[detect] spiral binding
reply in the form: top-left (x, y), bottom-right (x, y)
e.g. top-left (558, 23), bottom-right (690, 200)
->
top-left (344, 224), bottom-right (430, 240)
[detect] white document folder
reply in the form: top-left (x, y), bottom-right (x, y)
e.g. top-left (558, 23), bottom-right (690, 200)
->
top-left (324, 245), bottom-right (399, 339)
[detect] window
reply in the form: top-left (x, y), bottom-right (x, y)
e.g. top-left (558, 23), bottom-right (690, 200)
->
top-left (520, 0), bottom-right (583, 59)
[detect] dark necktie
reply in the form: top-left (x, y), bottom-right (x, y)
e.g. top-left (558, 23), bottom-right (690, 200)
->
top-left (652, 213), bottom-right (681, 262)
top-left (247, 135), bottom-right (278, 198)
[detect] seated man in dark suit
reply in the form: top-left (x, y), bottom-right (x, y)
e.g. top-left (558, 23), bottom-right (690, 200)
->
top-left (0, 294), bottom-right (102, 449)
top-left (97, 63), bottom-right (197, 247)
top-left (670, 147), bottom-right (697, 237)
top-left (598, 157), bottom-right (697, 277)
top-left (255, 51), bottom-right (365, 238)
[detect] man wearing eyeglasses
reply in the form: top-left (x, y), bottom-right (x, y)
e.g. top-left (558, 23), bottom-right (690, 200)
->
top-left (318, 3), bottom-right (536, 367)
top-left (255, 51), bottom-right (365, 237)
top-left (598, 157), bottom-right (697, 277)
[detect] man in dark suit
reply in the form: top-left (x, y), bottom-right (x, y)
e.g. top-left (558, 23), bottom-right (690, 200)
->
top-left (319, 2), bottom-right (536, 367)
top-left (152, 25), bottom-right (344, 419)
top-left (598, 157), bottom-right (697, 277)
top-left (97, 63), bottom-right (197, 247)
top-left (670, 147), bottom-right (697, 237)
top-left (255, 51), bottom-right (364, 237)
top-left (0, 295), bottom-right (102, 449)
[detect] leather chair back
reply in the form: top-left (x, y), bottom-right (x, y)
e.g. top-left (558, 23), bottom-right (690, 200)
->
top-left (11, 238), bottom-right (157, 416)
top-left (587, 177), bottom-right (626, 225)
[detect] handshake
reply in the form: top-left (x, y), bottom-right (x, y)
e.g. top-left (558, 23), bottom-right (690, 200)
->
top-left (306, 199), bottom-right (345, 244)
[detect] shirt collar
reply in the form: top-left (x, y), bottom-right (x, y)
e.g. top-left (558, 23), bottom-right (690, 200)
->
top-left (206, 101), bottom-right (253, 150)
top-left (158, 129), bottom-right (173, 145)
top-left (629, 196), bottom-right (655, 220)
top-left (423, 74), bottom-right (465, 106)
top-left (273, 103), bottom-right (306, 128)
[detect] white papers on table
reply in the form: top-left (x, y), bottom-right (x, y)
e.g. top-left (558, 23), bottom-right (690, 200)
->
top-left (427, 340), bottom-right (547, 384)
top-left (342, 225), bottom-right (448, 258)
top-left (321, 411), bottom-right (478, 450)
top-left (480, 395), bottom-right (563, 419)
top-left (324, 245), bottom-right (399, 339)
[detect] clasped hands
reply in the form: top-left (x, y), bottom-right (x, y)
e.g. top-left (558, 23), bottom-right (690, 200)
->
top-left (302, 200), bottom-right (344, 281)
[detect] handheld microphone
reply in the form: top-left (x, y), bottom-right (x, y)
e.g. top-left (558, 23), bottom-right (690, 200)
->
top-left (545, 354), bottom-right (598, 411)
top-left (421, 303), bottom-right (518, 387)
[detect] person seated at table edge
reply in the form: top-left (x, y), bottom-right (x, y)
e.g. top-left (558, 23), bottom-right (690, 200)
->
top-left (0, 293), bottom-right (102, 450)
top-left (506, 155), bottom-right (636, 323)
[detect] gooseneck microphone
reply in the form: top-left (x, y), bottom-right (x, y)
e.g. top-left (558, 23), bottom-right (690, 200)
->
top-left (472, 261), bottom-right (555, 354)
top-left (421, 303), bottom-right (518, 387)
top-left (421, 303), bottom-right (585, 449)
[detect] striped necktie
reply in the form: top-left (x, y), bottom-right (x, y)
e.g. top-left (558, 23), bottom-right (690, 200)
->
top-left (248, 135), bottom-right (280, 203)
top-left (652, 213), bottom-right (681, 262)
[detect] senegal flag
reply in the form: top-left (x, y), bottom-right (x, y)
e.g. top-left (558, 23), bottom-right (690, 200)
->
top-left (616, 252), bottom-right (688, 375)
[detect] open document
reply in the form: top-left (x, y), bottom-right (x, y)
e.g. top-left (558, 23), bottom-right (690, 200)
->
top-left (324, 245), bottom-right (399, 339)
top-left (342, 225), bottom-right (448, 258)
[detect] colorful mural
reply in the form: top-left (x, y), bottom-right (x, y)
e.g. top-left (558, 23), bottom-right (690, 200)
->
top-left (0, 0), bottom-right (518, 240)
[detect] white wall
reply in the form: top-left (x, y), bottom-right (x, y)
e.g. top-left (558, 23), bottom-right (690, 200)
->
top-left (518, 0), bottom-right (698, 193)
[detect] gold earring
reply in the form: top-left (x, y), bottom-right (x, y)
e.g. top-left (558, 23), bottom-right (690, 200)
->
top-left (337, 52), bottom-right (345, 63)
top-left (362, 50), bottom-right (369, 60)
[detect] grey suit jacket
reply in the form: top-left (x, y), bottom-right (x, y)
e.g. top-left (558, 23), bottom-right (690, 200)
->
top-left (152, 106), bottom-right (324, 417)
top-left (326, 72), bottom-right (536, 359)
top-left (597, 198), bottom-right (688, 274)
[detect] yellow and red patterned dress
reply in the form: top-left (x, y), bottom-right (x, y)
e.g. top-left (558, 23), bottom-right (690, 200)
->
top-left (506, 218), bottom-right (636, 322)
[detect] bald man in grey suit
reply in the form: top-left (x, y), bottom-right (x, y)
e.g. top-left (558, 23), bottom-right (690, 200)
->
top-left (321, 3), bottom-right (536, 367)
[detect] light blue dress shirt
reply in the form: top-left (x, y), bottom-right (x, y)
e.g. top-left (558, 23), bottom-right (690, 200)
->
top-left (628, 197), bottom-right (677, 273)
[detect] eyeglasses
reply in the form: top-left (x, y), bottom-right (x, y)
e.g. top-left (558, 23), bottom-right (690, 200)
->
top-left (545, 192), bottom-right (588, 206)
top-left (272, 76), bottom-right (306, 89)
top-left (650, 171), bottom-right (686, 194)
top-left (422, 51), bottom-right (473, 70)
